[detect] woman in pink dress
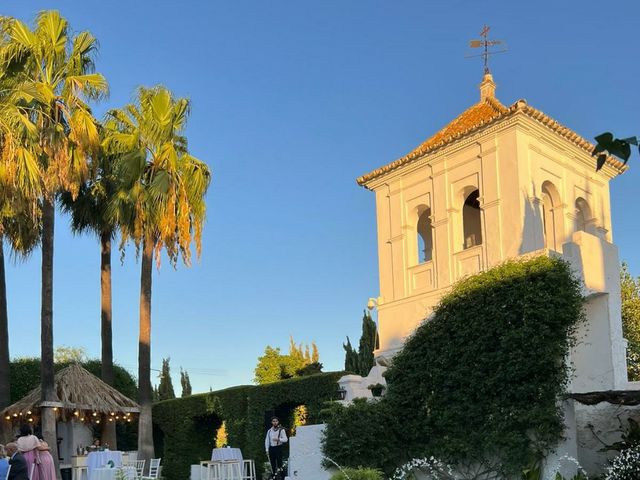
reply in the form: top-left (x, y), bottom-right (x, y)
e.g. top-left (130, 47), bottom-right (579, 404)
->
top-left (16, 425), bottom-right (57, 480)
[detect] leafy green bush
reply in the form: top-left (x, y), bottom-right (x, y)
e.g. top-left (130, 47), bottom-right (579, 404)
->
top-left (324, 256), bottom-right (584, 476)
top-left (330, 467), bottom-right (383, 480)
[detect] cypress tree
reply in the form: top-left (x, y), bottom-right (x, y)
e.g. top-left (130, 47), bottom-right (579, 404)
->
top-left (357, 310), bottom-right (378, 376)
top-left (343, 336), bottom-right (359, 373)
top-left (158, 357), bottom-right (176, 400)
top-left (180, 368), bottom-right (192, 397)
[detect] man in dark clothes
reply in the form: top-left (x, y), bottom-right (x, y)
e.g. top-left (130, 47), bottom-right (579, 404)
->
top-left (6, 443), bottom-right (29, 480)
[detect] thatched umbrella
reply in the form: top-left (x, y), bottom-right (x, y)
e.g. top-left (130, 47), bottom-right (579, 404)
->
top-left (2, 364), bottom-right (139, 423)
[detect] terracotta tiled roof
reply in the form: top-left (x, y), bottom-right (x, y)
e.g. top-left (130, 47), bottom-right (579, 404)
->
top-left (357, 98), bottom-right (626, 186)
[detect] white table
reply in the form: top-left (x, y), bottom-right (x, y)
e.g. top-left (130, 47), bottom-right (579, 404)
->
top-left (86, 452), bottom-right (123, 478)
top-left (89, 466), bottom-right (136, 480)
top-left (210, 448), bottom-right (242, 463)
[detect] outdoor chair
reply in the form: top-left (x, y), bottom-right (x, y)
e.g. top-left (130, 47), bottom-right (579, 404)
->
top-left (134, 460), bottom-right (146, 478)
top-left (141, 458), bottom-right (161, 480)
top-left (242, 459), bottom-right (256, 480)
top-left (71, 464), bottom-right (88, 480)
top-left (4, 465), bottom-right (10, 480)
top-left (29, 463), bottom-right (35, 480)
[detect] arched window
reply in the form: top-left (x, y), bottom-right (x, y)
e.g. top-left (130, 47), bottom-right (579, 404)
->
top-left (541, 181), bottom-right (561, 251)
top-left (575, 197), bottom-right (593, 233)
top-left (462, 189), bottom-right (482, 249)
top-left (417, 209), bottom-right (433, 263)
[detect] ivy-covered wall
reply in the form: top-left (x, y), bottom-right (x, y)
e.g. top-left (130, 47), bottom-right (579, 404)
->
top-left (153, 372), bottom-right (343, 480)
top-left (323, 256), bottom-right (584, 477)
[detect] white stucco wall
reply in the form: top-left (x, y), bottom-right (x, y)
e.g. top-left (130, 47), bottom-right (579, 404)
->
top-left (286, 424), bottom-right (334, 480)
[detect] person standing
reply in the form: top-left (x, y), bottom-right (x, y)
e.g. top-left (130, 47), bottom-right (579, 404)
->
top-left (6, 443), bottom-right (29, 480)
top-left (264, 417), bottom-right (287, 479)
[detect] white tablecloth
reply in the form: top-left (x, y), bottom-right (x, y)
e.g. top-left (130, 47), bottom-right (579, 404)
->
top-left (86, 452), bottom-right (123, 478)
top-left (190, 465), bottom-right (205, 480)
top-left (210, 448), bottom-right (242, 463)
top-left (89, 466), bottom-right (136, 480)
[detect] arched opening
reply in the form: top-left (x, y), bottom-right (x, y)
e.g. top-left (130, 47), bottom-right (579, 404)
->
top-left (541, 181), bottom-right (562, 251)
top-left (575, 197), bottom-right (593, 234)
top-left (417, 209), bottom-right (433, 263)
top-left (462, 189), bottom-right (482, 249)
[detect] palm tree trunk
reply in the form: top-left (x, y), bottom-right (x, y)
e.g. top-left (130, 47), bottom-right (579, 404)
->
top-left (138, 238), bottom-right (154, 468)
top-left (41, 197), bottom-right (60, 479)
top-left (0, 238), bottom-right (11, 443)
top-left (100, 231), bottom-right (117, 449)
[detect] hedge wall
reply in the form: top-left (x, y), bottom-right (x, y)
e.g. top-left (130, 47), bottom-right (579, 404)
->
top-left (323, 256), bottom-right (584, 477)
top-left (153, 371), bottom-right (343, 480)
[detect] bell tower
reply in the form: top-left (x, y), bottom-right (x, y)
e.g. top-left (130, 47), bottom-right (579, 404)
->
top-left (357, 74), bottom-right (628, 395)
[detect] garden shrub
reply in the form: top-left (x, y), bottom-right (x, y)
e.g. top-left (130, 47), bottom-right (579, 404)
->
top-left (329, 467), bottom-right (383, 480)
top-left (323, 256), bottom-right (584, 477)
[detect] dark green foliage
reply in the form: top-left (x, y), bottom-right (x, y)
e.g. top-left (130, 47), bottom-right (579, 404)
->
top-left (158, 358), bottom-right (176, 400)
top-left (9, 358), bottom-right (137, 402)
top-left (329, 467), bottom-right (383, 480)
top-left (342, 337), bottom-right (359, 373)
top-left (324, 257), bottom-right (584, 476)
top-left (357, 311), bottom-right (378, 376)
top-left (153, 371), bottom-right (343, 480)
top-left (296, 362), bottom-right (323, 376)
top-left (343, 311), bottom-right (379, 376)
top-left (322, 399), bottom-right (401, 474)
top-left (180, 368), bottom-right (192, 397)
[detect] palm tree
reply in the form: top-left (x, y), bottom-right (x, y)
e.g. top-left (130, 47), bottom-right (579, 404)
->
top-left (59, 127), bottom-right (119, 448)
top-left (0, 22), bottom-right (42, 417)
top-left (0, 11), bottom-right (107, 464)
top-left (105, 86), bottom-right (210, 464)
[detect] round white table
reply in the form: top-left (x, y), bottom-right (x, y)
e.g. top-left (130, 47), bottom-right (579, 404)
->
top-left (210, 448), bottom-right (242, 463)
top-left (86, 452), bottom-right (123, 478)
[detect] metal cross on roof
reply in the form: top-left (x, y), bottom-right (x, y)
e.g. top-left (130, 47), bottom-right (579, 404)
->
top-left (467, 25), bottom-right (507, 74)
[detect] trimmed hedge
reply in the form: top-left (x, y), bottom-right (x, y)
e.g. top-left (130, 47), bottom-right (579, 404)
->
top-left (323, 256), bottom-right (584, 477)
top-left (153, 372), bottom-right (343, 480)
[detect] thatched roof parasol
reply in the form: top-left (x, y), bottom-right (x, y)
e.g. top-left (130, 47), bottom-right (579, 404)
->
top-left (2, 364), bottom-right (139, 420)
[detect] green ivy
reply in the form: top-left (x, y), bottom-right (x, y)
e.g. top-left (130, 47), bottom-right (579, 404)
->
top-left (152, 371), bottom-right (343, 480)
top-left (323, 256), bottom-right (584, 477)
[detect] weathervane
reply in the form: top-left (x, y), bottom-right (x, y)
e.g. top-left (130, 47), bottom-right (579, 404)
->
top-left (466, 25), bottom-right (507, 74)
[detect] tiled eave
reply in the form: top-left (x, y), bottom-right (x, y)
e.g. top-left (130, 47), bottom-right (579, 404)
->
top-left (357, 99), bottom-right (627, 189)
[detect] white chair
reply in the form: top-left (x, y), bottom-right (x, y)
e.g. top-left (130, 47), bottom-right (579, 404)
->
top-left (29, 464), bottom-right (35, 480)
top-left (4, 465), bottom-right (10, 480)
top-left (120, 466), bottom-right (139, 480)
top-left (242, 460), bottom-right (256, 480)
top-left (142, 458), bottom-right (161, 480)
top-left (134, 460), bottom-right (146, 478)
top-left (72, 465), bottom-right (88, 480)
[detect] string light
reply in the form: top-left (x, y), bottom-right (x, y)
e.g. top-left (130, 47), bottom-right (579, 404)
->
top-left (5, 416), bottom-right (10, 420)
top-left (92, 412), bottom-right (97, 417)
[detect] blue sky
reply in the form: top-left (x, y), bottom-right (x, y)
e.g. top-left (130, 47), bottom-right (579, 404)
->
top-left (5, 0), bottom-right (640, 393)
